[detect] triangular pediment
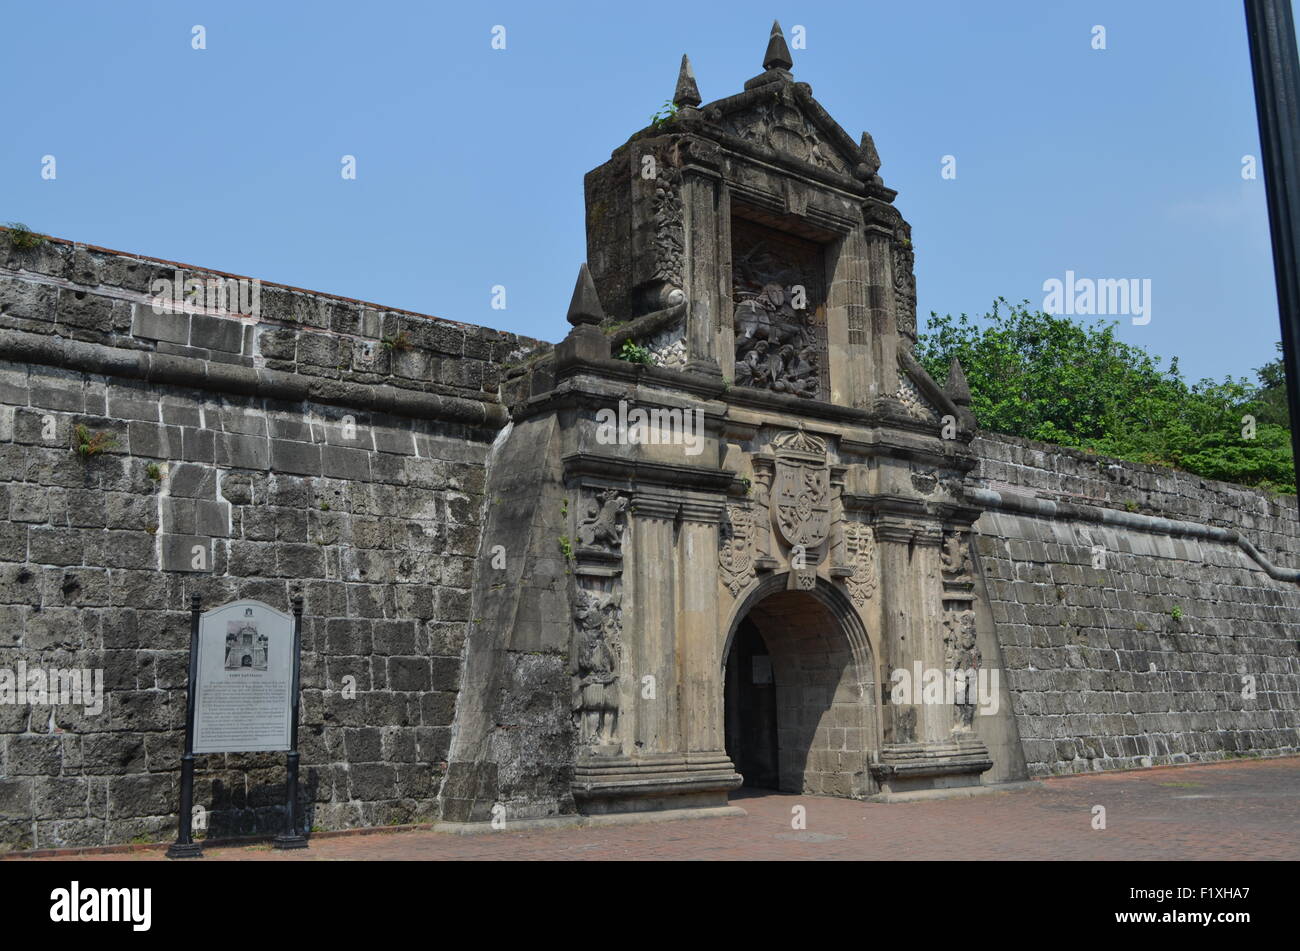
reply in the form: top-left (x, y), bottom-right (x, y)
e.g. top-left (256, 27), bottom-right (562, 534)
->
top-left (700, 81), bottom-right (870, 182)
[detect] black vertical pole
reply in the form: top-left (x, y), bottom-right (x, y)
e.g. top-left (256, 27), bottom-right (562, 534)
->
top-left (274, 593), bottom-right (308, 849)
top-left (166, 593), bottom-right (203, 859)
top-left (1245, 0), bottom-right (1300, 481)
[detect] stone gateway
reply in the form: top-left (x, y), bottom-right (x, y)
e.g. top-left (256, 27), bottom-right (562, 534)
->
top-left (0, 24), bottom-right (1297, 849)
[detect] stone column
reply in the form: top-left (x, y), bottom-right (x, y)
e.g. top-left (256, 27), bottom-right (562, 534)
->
top-left (626, 494), bottom-right (682, 755)
top-left (677, 498), bottom-right (726, 755)
top-left (874, 513), bottom-right (993, 793)
top-left (715, 182), bottom-right (736, 380)
top-left (865, 228), bottom-right (896, 405)
top-left (876, 517), bottom-right (948, 744)
top-left (826, 229), bottom-right (872, 408)
top-left (682, 170), bottom-right (723, 377)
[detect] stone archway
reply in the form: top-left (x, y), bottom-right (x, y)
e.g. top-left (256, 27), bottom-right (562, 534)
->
top-left (722, 576), bottom-right (879, 799)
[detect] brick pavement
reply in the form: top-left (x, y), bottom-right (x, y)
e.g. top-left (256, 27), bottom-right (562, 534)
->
top-left (10, 757), bottom-right (1297, 861)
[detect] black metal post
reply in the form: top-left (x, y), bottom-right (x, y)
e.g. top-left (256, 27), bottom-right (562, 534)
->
top-left (274, 593), bottom-right (308, 849)
top-left (166, 592), bottom-right (203, 859)
top-left (1245, 0), bottom-right (1300, 482)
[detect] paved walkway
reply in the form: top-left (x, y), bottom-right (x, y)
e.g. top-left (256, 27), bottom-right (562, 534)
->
top-left (15, 757), bottom-right (1299, 861)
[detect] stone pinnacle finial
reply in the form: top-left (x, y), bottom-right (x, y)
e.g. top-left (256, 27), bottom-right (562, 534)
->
top-left (859, 131), bottom-right (881, 175)
top-left (674, 54), bottom-right (702, 108)
top-left (763, 20), bottom-right (794, 71)
top-left (567, 263), bottom-right (605, 327)
top-left (946, 357), bottom-right (972, 406)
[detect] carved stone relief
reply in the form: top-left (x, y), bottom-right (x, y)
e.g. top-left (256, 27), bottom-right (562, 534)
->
top-left (731, 218), bottom-right (828, 399)
top-left (574, 586), bottom-right (623, 749)
top-left (842, 522), bottom-right (877, 606)
top-left (645, 323), bottom-right (687, 370)
top-left (721, 98), bottom-right (851, 175)
top-left (910, 465), bottom-right (940, 495)
top-left (769, 429), bottom-right (831, 549)
top-left (572, 488), bottom-right (628, 752)
top-left (647, 152), bottom-right (685, 308)
top-left (719, 504), bottom-right (756, 596)
top-left (892, 218), bottom-right (917, 341)
top-left (942, 609), bottom-right (980, 730)
top-left (578, 488), bottom-right (627, 552)
top-left (940, 529), bottom-right (973, 584)
top-left (897, 370), bottom-right (937, 419)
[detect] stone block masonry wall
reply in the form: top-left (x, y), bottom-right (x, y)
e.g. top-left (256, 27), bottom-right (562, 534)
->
top-left (0, 232), bottom-right (546, 851)
top-left (971, 434), bottom-right (1300, 778)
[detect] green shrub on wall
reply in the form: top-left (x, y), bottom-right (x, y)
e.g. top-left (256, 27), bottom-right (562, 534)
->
top-left (918, 298), bottom-right (1296, 493)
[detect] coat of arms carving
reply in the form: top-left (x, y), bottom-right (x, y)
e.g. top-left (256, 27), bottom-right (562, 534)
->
top-left (843, 522), bottom-right (877, 606)
top-left (769, 430), bottom-right (831, 549)
top-left (719, 504), bottom-right (756, 596)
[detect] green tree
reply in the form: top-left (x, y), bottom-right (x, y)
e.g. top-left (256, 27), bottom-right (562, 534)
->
top-left (917, 298), bottom-right (1295, 493)
top-left (1253, 342), bottom-right (1290, 428)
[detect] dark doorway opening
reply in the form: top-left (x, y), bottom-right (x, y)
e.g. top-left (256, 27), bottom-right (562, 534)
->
top-left (724, 618), bottom-right (779, 789)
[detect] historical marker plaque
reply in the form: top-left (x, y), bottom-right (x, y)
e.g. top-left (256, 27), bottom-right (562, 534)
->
top-left (193, 600), bottom-right (294, 754)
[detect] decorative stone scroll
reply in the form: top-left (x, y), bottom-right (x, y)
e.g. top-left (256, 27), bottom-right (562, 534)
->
top-left (897, 370), bottom-right (937, 420)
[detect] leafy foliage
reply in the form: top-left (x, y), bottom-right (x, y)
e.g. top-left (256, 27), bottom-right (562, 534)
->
top-left (381, 330), bottom-right (412, 352)
top-left (3, 222), bottom-right (46, 250)
top-left (649, 100), bottom-right (678, 129)
top-left (916, 298), bottom-right (1295, 493)
top-left (72, 425), bottom-right (118, 458)
top-left (617, 339), bottom-right (653, 365)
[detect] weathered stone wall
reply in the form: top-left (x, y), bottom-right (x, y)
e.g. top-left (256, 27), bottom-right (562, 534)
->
top-left (3, 228), bottom-right (1298, 848)
top-left (970, 433), bottom-right (1300, 778)
top-left (0, 233), bottom-right (545, 851)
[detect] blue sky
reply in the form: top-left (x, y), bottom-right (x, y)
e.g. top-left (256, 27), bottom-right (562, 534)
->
top-left (0, 1), bottom-right (1284, 383)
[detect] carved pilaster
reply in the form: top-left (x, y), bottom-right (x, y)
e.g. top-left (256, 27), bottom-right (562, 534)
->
top-left (642, 147), bottom-right (686, 312)
top-left (891, 217), bottom-right (917, 346)
top-left (749, 458), bottom-right (778, 571)
top-left (942, 608), bottom-right (981, 731)
top-left (873, 512), bottom-right (991, 790)
top-left (573, 583), bottom-right (623, 754)
top-left (570, 488), bottom-right (631, 757)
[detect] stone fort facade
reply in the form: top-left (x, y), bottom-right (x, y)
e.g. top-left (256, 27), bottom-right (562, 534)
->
top-left (1, 24), bottom-right (1297, 848)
